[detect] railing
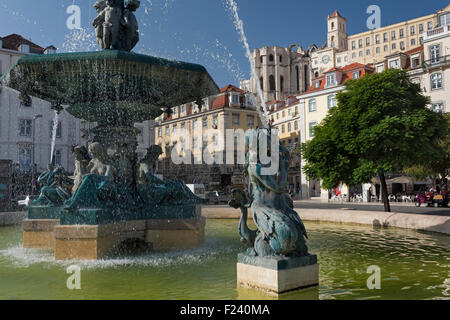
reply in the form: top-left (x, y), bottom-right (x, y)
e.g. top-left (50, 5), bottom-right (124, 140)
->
top-left (422, 54), bottom-right (450, 69)
top-left (424, 25), bottom-right (450, 41)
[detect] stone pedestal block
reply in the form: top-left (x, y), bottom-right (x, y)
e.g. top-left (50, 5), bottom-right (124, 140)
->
top-left (54, 224), bottom-right (123, 260)
top-left (22, 219), bottom-right (60, 249)
top-left (237, 254), bottom-right (319, 295)
top-left (145, 217), bottom-right (206, 251)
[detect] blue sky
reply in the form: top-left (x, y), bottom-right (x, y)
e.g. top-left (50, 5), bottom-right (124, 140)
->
top-left (1, 0), bottom-right (449, 87)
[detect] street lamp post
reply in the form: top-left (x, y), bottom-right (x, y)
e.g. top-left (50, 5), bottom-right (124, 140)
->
top-left (31, 114), bottom-right (43, 195)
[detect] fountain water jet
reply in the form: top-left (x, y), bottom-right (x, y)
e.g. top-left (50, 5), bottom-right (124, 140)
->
top-left (226, 0), bottom-right (269, 128)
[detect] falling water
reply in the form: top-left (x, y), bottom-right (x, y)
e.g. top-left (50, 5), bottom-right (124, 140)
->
top-left (225, 0), bottom-right (269, 128)
top-left (50, 111), bottom-right (59, 164)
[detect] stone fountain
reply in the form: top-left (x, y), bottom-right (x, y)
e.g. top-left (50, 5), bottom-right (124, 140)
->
top-left (0, 0), bottom-right (218, 260)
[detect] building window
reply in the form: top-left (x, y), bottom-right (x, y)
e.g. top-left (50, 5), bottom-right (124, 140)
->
top-left (280, 76), bottom-right (284, 92)
top-left (165, 126), bottom-right (169, 135)
top-left (359, 51), bottom-right (363, 57)
top-left (428, 21), bottom-right (433, 30)
top-left (19, 119), bottom-right (32, 137)
top-left (375, 35), bottom-right (380, 44)
top-left (383, 33), bottom-right (388, 42)
top-left (49, 121), bottom-right (62, 139)
top-left (392, 43), bottom-right (396, 50)
top-left (173, 107), bottom-right (178, 117)
top-left (181, 105), bottom-right (186, 114)
top-left (19, 44), bottom-right (30, 53)
top-left (193, 120), bottom-right (197, 130)
top-left (309, 122), bottom-right (317, 138)
top-left (366, 37), bottom-right (370, 46)
top-left (400, 41), bottom-right (405, 50)
top-left (247, 115), bottom-right (255, 127)
top-left (327, 94), bottom-right (337, 109)
top-left (19, 147), bottom-right (31, 172)
top-left (366, 49), bottom-right (370, 55)
top-left (431, 103), bottom-right (444, 113)
top-left (309, 99), bottom-right (317, 112)
top-left (399, 29), bottom-right (404, 38)
top-left (281, 124), bottom-right (285, 134)
top-left (269, 75), bottom-right (275, 91)
top-left (412, 57), bottom-right (420, 69)
top-left (431, 73), bottom-right (443, 90)
top-left (376, 47), bottom-right (380, 54)
top-left (384, 45), bottom-right (388, 52)
top-left (314, 81), bottom-right (321, 89)
top-left (54, 150), bottom-right (62, 166)
top-left (419, 24), bottom-right (424, 33)
top-left (439, 12), bottom-right (450, 26)
top-left (377, 65), bottom-right (384, 73)
top-left (359, 39), bottom-right (363, 48)
top-left (352, 41), bottom-right (356, 50)
top-left (260, 77), bottom-right (264, 91)
top-left (391, 31), bottom-right (396, 40)
top-left (419, 37), bottom-right (423, 44)
top-left (232, 94), bottom-right (239, 105)
top-left (410, 25), bottom-right (415, 36)
top-left (213, 115), bottom-right (218, 127)
top-left (411, 38), bottom-right (416, 46)
top-left (288, 122), bottom-right (292, 132)
top-left (269, 54), bottom-right (274, 62)
top-left (389, 59), bottom-right (400, 69)
top-left (232, 114), bottom-right (240, 126)
top-left (353, 71), bottom-right (360, 79)
top-left (430, 45), bottom-right (441, 64)
top-left (282, 110), bottom-right (286, 118)
top-left (337, 57), bottom-right (341, 64)
top-left (294, 121), bottom-right (299, 131)
top-left (172, 124), bottom-right (177, 133)
top-left (326, 73), bottom-right (336, 87)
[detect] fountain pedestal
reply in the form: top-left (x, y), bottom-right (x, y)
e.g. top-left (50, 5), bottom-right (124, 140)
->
top-left (236, 254), bottom-right (319, 295)
top-left (22, 209), bottom-right (205, 260)
top-left (22, 219), bottom-right (60, 249)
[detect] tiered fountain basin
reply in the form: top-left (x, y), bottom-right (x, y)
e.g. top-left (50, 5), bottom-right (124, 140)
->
top-left (1, 51), bottom-right (219, 260)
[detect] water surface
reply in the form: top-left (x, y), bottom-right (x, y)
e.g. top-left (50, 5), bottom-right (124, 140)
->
top-left (0, 220), bottom-right (448, 300)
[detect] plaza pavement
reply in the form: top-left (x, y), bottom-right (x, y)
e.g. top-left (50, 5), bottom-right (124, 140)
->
top-left (202, 200), bottom-right (450, 236)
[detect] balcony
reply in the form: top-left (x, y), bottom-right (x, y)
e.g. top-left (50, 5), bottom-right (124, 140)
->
top-left (422, 54), bottom-right (450, 69)
top-left (423, 25), bottom-right (450, 42)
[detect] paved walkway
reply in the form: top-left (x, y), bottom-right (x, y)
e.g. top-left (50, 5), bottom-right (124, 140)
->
top-left (293, 200), bottom-right (450, 216)
top-left (202, 204), bottom-right (450, 236)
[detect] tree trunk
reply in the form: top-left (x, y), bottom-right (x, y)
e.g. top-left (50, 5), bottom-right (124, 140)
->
top-left (379, 171), bottom-right (391, 212)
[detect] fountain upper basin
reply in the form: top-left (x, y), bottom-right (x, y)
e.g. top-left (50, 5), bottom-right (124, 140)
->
top-left (1, 50), bottom-right (219, 125)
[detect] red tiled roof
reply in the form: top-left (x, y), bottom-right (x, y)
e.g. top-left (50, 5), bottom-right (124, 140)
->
top-left (303, 63), bottom-right (375, 94)
top-left (220, 84), bottom-right (246, 94)
top-left (329, 10), bottom-right (345, 20)
top-left (404, 45), bottom-right (424, 56)
top-left (1, 34), bottom-right (45, 54)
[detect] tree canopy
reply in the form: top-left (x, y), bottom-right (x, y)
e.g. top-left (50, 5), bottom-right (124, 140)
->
top-left (301, 69), bottom-right (447, 212)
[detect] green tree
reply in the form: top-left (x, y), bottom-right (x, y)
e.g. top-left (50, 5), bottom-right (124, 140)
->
top-left (404, 113), bottom-right (450, 183)
top-left (301, 69), bottom-right (446, 212)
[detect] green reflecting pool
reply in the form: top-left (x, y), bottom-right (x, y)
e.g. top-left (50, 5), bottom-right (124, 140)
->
top-left (0, 220), bottom-right (449, 300)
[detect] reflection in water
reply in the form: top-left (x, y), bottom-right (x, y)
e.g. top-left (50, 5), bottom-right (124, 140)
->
top-left (0, 220), bottom-right (448, 300)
